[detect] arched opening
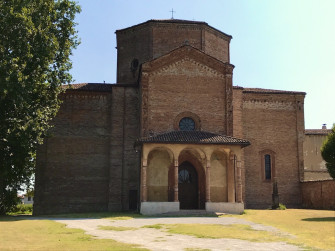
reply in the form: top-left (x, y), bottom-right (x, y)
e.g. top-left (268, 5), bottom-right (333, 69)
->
top-left (147, 148), bottom-right (173, 201)
top-left (178, 161), bottom-right (198, 209)
top-left (210, 150), bottom-right (228, 202)
top-left (178, 148), bottom-right (206, 209)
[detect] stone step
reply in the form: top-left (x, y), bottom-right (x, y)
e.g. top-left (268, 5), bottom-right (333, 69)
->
top-left (154, 210), bottom-right (218, 217)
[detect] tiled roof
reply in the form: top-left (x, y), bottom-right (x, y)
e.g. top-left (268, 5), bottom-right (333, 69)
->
top-left (305, 129), bottom-right (332, 135)
top-left (242, 87), bottom-right (306, 95)
top-left (62, 83), bottom-right (137, 92)
top-left (138, 131), bottom-right (250, 146)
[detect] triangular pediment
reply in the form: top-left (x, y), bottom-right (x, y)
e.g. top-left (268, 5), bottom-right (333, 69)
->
top-left (141, 45), bottom-right (234, 77)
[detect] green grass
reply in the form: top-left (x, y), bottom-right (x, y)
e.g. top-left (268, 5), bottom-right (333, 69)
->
top-left (39, 211), bottom-right (143, 219)
top-left (2, 209), bottom-right (334, 251)
top-left (0, 216), bottom-right (147, 251)
top-left (225, 209), bottom-right (335, 251)
top-left (163, 223), bottom-right (289, 242)
top-left (98, 225), bottom-right (137, 231)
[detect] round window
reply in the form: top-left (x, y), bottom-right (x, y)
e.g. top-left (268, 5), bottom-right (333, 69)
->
top-left (179, 117), bottom-right (195, 131)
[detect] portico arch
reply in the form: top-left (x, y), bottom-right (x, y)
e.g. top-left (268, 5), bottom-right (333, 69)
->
top-left (176, 148), bottom-right (206, 209)
top-left (210, 150), bottom-right (228, 202)
top-left (147, 148), bottom-right (173, 201)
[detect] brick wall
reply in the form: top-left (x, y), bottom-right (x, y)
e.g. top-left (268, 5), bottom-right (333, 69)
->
top-left (303, 134), bottom-right (332, 181)
top-left (34, 91), bottom-right (111, 214)
top-left (301, 180), bottom-right (335, 209)
top-left (241, 91), bottom-right (305, 208)
top-left (34, 86), bottom-right (141, 215)
top-left (116, 20), bottom-right (231, 83)
top-left (140, 46), bottom-right (233, 137)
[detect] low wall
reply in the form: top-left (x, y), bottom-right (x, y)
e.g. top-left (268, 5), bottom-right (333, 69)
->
top-left (301, 180), bottom-right (335, 210)
top-left (140, 202), bottom-right (179, 215)
top-left (206, 202), bottom-right (244, 214)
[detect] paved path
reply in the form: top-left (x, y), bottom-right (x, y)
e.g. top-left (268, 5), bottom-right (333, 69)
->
top-left (53, 216), bottom-right (302, 251)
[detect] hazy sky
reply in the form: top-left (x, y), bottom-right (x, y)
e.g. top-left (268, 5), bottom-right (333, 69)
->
top-left (69, 0), bottom-right (335, 129)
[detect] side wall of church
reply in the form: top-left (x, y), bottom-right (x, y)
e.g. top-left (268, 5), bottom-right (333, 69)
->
top-left (34, 87), bottom-right (141, 215)
top-left (109, 86), bottom-right (141, 211)
top-left (232, 87), bottom-right (246, 202)
top-left (34, 91), bottom-right (111, 215)
top-left (241, 91), bottom-right (305, 208)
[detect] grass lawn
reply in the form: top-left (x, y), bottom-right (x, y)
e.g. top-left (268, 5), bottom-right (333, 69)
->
top-left (234, 209), bottom-right (335, 251)
top-left (147, 209), bottom-right (335, 250)
top-left (0, 216), bottom-right (147, 251)
top-left (1, 209), bottom-right (334, 250)
top-left (163, 223), bottom-right (290, 243)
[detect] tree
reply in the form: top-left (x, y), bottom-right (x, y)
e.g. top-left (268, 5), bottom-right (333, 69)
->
top-left (321, 125), bottom-right (335, 179)
top-left (0, 0), bottom-right (80, 214)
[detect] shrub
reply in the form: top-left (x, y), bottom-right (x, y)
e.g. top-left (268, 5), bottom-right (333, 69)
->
top-left (10, 204), bottom-right (33, 214)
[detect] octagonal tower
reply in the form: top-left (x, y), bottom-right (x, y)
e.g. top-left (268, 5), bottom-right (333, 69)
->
top-left (115, 19), bottom-right (232, 83)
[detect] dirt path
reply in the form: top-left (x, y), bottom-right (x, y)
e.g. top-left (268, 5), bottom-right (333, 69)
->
top-left (53, 217), bottom-right (302, 251)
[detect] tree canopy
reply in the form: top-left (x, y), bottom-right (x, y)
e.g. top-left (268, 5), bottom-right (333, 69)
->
top-left (321, 125), bottom-right (335, 179)
top-left (0, 0), bottom-right (80, 214)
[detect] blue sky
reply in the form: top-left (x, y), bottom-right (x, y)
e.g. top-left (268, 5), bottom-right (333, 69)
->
top-left (69, 0), bottom-right (335, 129)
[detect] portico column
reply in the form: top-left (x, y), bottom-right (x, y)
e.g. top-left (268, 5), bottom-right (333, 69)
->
top-left (227, 152), bottom-right (235, 202)
top-left (141, 159), bottom-right (148, 202)
top-left (236, 158), bottom-right (243, 203)
top-left (206, 160), bottom-right (211, 202)
top-left (174, 160), bottom-right (179, 202)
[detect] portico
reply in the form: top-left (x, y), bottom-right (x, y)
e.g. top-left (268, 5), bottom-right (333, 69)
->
top-left (137, 131), bottom-right (249, 215)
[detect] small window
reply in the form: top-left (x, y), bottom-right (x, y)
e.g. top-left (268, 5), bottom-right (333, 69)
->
top-left (131, 58), bottom-right (139, 72)
top-left (264, 154), bottom-right (271, 180)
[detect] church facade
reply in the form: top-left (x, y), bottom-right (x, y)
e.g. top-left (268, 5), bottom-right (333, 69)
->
top-left (34, 19), bottom-right (305, 215)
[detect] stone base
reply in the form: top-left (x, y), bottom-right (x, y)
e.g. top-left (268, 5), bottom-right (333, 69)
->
top-left (206, 202), bottom-right (244, 214)
top-left (140, 202), bottom-right (180, 215)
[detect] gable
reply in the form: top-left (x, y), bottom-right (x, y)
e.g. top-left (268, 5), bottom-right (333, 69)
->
top-left (141, 45), bottom-right (234, 77)
top-left (140, 45), bottom-right (234, 138)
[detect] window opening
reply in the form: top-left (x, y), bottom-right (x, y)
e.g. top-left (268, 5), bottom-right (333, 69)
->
top-left (179, 117), bottom-right (195, 131)
top-left (265, 154), bottom-right (271, 180)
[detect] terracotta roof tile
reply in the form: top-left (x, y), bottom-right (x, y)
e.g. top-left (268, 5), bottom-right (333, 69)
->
top-left (305, 129), bottom-right (332, 135)
top-left (138, 131), bottom-right (250, 146)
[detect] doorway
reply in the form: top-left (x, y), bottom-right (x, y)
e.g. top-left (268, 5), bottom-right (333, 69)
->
top-left (178, 161), bottom-right (198, 209)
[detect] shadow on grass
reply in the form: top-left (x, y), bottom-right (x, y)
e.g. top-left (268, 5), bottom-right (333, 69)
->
top-left (302, 217), bottom-right (335, 222)
top-left (1, 211), bottom-right (220, 222)
top-left (0, 212), bottom-right (143, 222)
top-left (0, 215), bottom-right (32, 222)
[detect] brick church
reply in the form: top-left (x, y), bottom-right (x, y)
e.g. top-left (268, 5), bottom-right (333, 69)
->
top-left (34, 19), bottom-right (306, 215)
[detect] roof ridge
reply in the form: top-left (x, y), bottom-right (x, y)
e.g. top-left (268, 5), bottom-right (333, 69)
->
top-left (138, 130), bottom-right (250, 147)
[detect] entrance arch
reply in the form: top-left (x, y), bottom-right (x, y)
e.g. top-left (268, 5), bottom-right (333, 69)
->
top-left (178, 161), bottom-right (198, 209)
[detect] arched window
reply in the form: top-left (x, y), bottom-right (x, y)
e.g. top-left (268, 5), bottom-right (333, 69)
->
top-left (264, 154), bottom-right (271, 180)
top-left (260, 150), bottom-right (276, 181)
